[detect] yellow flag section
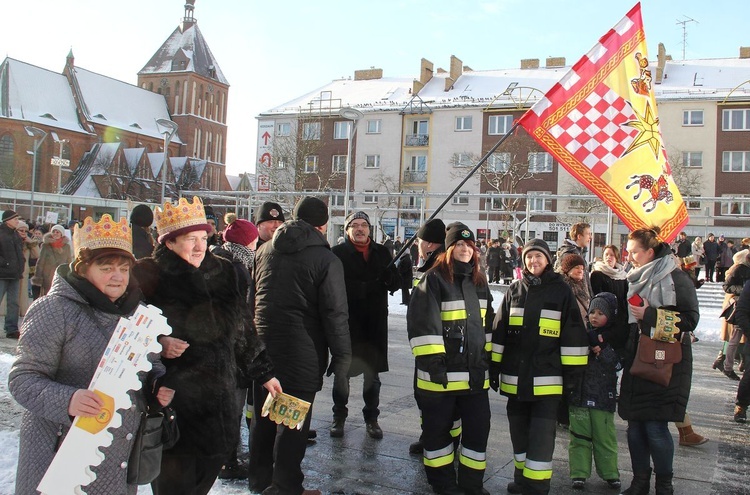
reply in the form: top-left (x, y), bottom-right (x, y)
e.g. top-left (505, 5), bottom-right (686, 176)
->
top-left (517, 2), bottom-right (688, 242)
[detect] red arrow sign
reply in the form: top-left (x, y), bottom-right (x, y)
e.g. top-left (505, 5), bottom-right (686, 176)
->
top-left (261, 132), bottom-right (271, 145)
top-left (260, 153), bottom-right (271, 166)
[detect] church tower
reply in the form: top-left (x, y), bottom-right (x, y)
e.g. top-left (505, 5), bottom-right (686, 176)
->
top-left (138, 0), bottom-right (229, 190)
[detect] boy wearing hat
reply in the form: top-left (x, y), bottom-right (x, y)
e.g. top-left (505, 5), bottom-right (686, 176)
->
top-left (254, 202), bottom-right (286, 247)
top-left (0, 210), bottom-right (25, 338)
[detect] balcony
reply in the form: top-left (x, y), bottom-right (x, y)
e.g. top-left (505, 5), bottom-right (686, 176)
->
top-left (403, 170), bottom-right (427, 183)
top-left (405, 133), bottom-right (429, 146)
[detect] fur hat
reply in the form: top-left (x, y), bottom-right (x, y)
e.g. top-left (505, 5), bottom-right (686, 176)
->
top-left (416, 219), bottom-right (446, 245)
top-left (224, 219), bottom-right (258, 246)
top-left (445, 222), bottom-right (475, 248)
top-left (293, 197), bottom-right (328, 227)
top-left (345, 211), bottom-right (370, 230)
top-left (521, 239), bottom-right (552, 267)
top-left (254, 202), bottom-right (285, 225)
top-left (589, 292), bottom-right (618, 322)
top-left (130, 204), bottom-right (154, 228)
top-left (2, 210), bottom-right (18, 222)
top-left (560, 254), bottom-right (586, 274)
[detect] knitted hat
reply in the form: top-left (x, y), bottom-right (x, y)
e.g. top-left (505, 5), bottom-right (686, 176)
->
top-left (254, 202), bottom-right (285, 225)
top-left (345, 211), bottom-right (370, 230)
top-left (154, 196), bottom-right (212, 244)
top-left (51, 225), bottom-right (65, 236)
top-left (293, 197), bottom-right (328, 227)
top-left (560, 254), bottom-right (586, 274)
top-left (224, 219), bottom-right (259, 246)
top-left (589, 292), bottom-right (618, 322)
top-left (445, 222), bottom-right (475, 248)
top-left (224, 212), bottom-right (237, 225)
top-left (416, 219), bottom-right (446, 245)
top-left (130, 204), bottom-right (154, 228)
top-left (521, 239), bottom-right (552, 266)
top-left (2, 210), bottom-right (19, 222)
top-left (17, 221), bottom-right (28, 230)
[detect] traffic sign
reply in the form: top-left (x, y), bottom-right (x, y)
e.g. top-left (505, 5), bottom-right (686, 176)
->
top-left (51, 157), bottom-right (70, 167)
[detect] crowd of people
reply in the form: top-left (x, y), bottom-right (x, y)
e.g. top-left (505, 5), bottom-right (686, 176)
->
top-left (1, 199), bottom-right (744, 495)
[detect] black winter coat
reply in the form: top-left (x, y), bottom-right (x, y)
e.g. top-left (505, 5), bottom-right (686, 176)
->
top-left (590, 270), bottom-right (630, 353)
top-left (132, 225), bottom-right (155, 259)
top-left (254, 220), bottom-right (352, 392)
top-left (734, 280), bottom-right (750, 339)
top-left (332, 238), bottom-right (400, 375)
top-left (134, 247), bottom-right (274, 457)
top-left (0, 222), bottom-right (25, 279)
top-left (703, 239), bottom-right (719, 263)
top-left (568, 322), bottom-right (621, 413)
top-left (724, 263), bottom-right (750, 297)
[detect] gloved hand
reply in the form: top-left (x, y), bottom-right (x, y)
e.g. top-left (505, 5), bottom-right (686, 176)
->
top-left (489, 372), bottom-right (500, 392)
top-left (429, 370), bottom-right (448, 389)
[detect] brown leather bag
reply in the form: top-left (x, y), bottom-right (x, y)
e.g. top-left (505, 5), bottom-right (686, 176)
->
top-left (629, 334), bottom-right (683, 387)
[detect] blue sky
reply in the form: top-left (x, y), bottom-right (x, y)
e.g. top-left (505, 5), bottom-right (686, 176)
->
top-left (3, 0), bottom-right (748, 176)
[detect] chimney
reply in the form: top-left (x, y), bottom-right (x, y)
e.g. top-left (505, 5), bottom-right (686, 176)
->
top-left (445, 55), bottom-right (463, 91)
top-left (545, 57), bottom-right (566, 68)
top-left (741, 46), bottom-right (750, 59)
top-left (413, 58), bottom-right (434, 94)
top-left (656, 43), bottom-right (668, 83)
top-left (521, 58), bottom-right (540, 69)
top-left (354, 68), bottom-right (383, 81)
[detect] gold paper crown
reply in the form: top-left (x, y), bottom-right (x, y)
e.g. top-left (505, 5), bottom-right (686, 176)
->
top-left (73, 214), bottom-right (133, 256)
top-left (154, 196), bottom-right (207, 239)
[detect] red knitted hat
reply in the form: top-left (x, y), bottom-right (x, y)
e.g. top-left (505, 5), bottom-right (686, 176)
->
top-left (223, 219), bottom-right (259, 246)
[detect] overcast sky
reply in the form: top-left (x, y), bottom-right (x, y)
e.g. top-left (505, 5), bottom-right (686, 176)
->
top-left (3, 0), bottom-right (748, 177)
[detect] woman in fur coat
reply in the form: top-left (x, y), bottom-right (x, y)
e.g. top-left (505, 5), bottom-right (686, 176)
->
top-left (31, 224), bottom-right (72, 296)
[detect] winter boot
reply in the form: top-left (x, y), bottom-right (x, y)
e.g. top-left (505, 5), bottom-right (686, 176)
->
top-left (678, 425), bottom-right (708, 446)
top-left (712, 353), bottom-right (725, 370)
top-left (654, 473), bottom-right (674, 495)
top-left (735, 405), bottom-right (747, 423)
top-left (620, 468), bottom-right (651, 495)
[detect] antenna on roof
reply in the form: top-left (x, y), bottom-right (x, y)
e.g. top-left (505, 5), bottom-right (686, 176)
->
top-left (676, 16), bottom-right (698, 61)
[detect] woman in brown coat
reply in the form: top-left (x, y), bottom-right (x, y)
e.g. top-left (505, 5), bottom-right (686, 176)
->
top-left (31, 225), bottom-right (72, 296)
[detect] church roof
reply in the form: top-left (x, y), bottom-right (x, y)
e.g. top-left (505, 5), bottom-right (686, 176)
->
top-left (138, 23), bottom-right (228, 85)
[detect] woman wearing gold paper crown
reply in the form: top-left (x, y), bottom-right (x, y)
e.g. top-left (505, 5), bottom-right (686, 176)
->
top-left (618, 227), bottom-right (699, 495)
top-left (9, 214), bottom-right (174, 495)
top-left (133, 196), bottom-right (281, 495)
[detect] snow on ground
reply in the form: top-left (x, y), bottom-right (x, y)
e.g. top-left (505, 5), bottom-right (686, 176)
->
top-left (0, 288), bottom-right (724, 494)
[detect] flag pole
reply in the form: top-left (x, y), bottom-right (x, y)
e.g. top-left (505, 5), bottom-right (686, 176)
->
top-left (389, 121), bottom-right (520, 267)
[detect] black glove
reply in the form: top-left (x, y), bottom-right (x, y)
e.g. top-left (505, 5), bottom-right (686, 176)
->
top-left (429, 370), bottom-right (448, 389)
top-left (489, 372), bottom-right (500, 392)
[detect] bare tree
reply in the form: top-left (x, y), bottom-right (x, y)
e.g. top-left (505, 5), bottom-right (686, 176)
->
top-left (556, 182), bottom-right (607, 225)
top-left (667, 149), bottom-right (703, 199)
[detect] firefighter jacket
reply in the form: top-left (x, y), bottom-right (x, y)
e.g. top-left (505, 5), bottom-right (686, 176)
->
top-left (490, 267), bottom-right (588, 401)
top-left (412, 246), bottom-right (444, 288)
top-left (407, 260), bottom-right (494, 395)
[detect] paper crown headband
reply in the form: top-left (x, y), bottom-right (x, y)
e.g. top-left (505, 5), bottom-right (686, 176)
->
top-left (154, 196), bottom-right (209, 243)
top-left (73, 214), bottom-right (133, 257)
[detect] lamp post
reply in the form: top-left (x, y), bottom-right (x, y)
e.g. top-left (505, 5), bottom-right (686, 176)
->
top-left (24, 126), bottom-right (47, 222)
top-left (339, 107), bottom-right (364, 221)
top-left (155, 118), bottom-right (179, 204)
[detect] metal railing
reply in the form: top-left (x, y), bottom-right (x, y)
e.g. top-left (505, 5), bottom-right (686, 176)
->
top-left (405, 134), bottom-right (429, 146)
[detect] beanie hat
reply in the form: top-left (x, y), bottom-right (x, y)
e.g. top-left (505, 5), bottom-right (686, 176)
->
top-left (560, 254), bottom-right (586, 274)
top-left (255, 202), bottom-right (285, 225)
top-left (204, 205), bottom-right (217, 223)
top-left (345, 211), bottom-right (370, 230)
top-left (51, 225), bottom-right (65, 236)
top-left (17, 220), bottom-right (29, 230)
top-left (589, 292), bottom-right (618, 322)
top-left (417, 219), bottom-right (446, 245)
top-left (293, 197), bottom-right (329, 227)
top-left (521, 239), bottom-right (552, 267)
top-left (224, 212), bottom-right (237, 225)
top-left (224, 219), bottom-right (259, 246)
top-left (445, 222), bottom-right (475, 248)
top-left (2, 210), bottom-right (19, 222)
top-left (130, 204), bottom-right (154, 228)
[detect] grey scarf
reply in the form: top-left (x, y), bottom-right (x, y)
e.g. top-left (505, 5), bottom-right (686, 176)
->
top-left (626, 253), bottom-right (678, 323)
top-left (592, 260), bottom-right (627, 280)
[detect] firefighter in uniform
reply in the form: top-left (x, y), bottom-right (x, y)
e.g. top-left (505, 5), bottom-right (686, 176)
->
top-left (491, 239), bottom-right (588, 495)
top-left (408, 223), bottom-right (494, 495)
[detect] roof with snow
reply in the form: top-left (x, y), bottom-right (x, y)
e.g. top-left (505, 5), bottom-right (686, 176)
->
top-left (139, 24), bottom-right (228, 85)
top-left (656, 57), bottom-right (750, 101)
top-left (0, 58), bottom-right (89, 134)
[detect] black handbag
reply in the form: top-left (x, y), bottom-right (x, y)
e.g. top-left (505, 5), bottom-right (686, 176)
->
top-left (721, 301), bottom-right (738, 325)
top-left (127, 406), bottom-right (180, 485)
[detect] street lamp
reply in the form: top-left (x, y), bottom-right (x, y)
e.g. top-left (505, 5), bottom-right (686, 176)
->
top-left (24, 126), bottom-right (47, 222)
top-left (339, 107), bottom-right (364, 220)
top-left (155, 118), bottom-right (179, 204)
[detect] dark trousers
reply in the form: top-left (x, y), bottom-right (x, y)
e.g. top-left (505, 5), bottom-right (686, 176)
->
top-left (420, 392), bottom-right (490, 492)
top-left (0, 278), bottom-right (20, 335)
top-left (507, 397), bottom-right (559, 495)
top-left (152, 451), bottom-right (225, 495)
top-left (248, 385), bottom-right (315, 495)
top-left (717, 266), bottom-right (729, 283)
top-left (737, 343), bottom-right (750, 407)
top-left (626, 420), bottom-right (674, 475)
top-left (705, 260), bottom-right (717, 282)
top-left (332, 368), bottom-right (381, 422)
top-left (488, 266), bottom-right (500, 283)
top-left (401, 282), bottom-right (411, 304)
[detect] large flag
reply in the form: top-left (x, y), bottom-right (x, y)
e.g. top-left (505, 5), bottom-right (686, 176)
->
top-left (517, 2), bottom-right (688, 242)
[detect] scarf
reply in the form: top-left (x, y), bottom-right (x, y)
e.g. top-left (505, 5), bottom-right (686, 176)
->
top-left (626, 244), bottom-right (678, 324)
top-left (51, 237), bottom-right (65, 250)
top-left (564, 273), bottom-right (590, 322)
top-left (592, 260), bottom-right (627, 280)
top-left (353, 238), bottom-right (371, 262)
top-left (224, 242), bottom-right (255, 272)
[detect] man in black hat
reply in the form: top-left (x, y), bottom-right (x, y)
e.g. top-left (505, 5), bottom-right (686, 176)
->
top-left (254, 201), bottom-right (285, 247)
top-left (330, 211), bottom-right (400, 439)
top-left (0, 210), bottom-right (25, 338)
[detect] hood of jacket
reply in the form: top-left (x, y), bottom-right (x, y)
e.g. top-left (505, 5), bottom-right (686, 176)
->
top-left (272, 219), bottom-right (330, 254)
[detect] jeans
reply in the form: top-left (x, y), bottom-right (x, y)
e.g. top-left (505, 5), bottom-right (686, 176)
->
top-left (0, 278), bottom-right (20, 335)
top-left (626, 420), bottom-right (674, 475)
top-left (332, 368), bottom-right (381, 422)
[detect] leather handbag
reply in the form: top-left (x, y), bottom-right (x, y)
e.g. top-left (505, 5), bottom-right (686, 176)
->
top-left (127, 406), bottom-right (179, 485)
top-left (720, 301), bottom-right (738, 325)
top-left (629, 334), bottom-right (683, 387)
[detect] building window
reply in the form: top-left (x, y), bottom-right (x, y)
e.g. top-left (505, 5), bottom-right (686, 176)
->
top-left (722, 151), bottom-right (750, 172)
top-left (682, 151), bottom-right (703, 168)
top-left (304, 155), bottom-right (318, 173)
top-left (722, 108), bottom-right (750, 131)
top-left (490, 196), bottom-right (507, 210)
top-left (452, 191), bottom-right (469, 205)
top-left (366, 120), bottom-right (381, 134)
top-left (276, 158), bottom-right (286, 169)
top-left (302, 122), bottom-right (321, 140)
top-left (0, 135), bottom-right (14, 181)
top-left (720, 195), bottom-right (750, 215)
top-left (488, 152), bottom-right (510, 172)
top-left (407, 194), bottom-right (423, 209)
top-left (454, 153), bottom-right (473, 168)
top-left (276, 123), bottom-right (291, 136)
top-left (455, 116), bottom-right (473, 131)
top-left (404, 155), bottom-right (427, 183)
top-left (332, 155), bottom-right (347, 173)
top-left (529, 192), bottom-right (552, 212)
top-left (333, 121), bottom-right (350, 140)
top-left (331, 193), bottom-right (345, 206)
top-left (488, 115), bottom-right (513, 135)
top-left (685, 196), bottom-right (701, 210)
top-left (528, 152), bottom-right (553, 173)
top-left (365, 154), bottom-right (380, 168)
top-left (363, 190), bottom-right (378, 204)
top-left (682, 109), bottom-right (704, 126)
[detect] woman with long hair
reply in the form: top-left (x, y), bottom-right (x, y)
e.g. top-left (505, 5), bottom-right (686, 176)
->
top-left (591, 244), bottom-right (630, 353)
top-left (408, 222), bottom-right (494, 495)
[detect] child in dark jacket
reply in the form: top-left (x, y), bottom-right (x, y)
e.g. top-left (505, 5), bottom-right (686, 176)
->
top-left (568, 292), bottom-right (622, 490)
